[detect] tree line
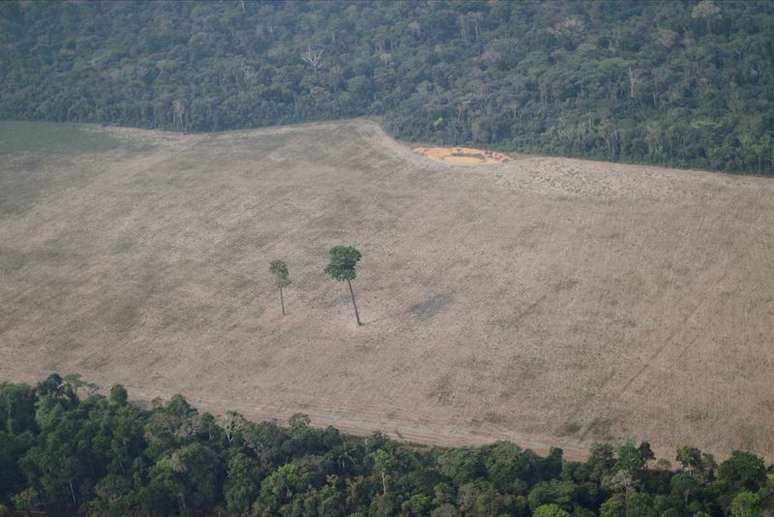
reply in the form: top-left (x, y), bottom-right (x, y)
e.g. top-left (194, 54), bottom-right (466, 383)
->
top-left (0, 374), bottom-right (772, 516)
top-left (0, 1), bottom-right (772, 175)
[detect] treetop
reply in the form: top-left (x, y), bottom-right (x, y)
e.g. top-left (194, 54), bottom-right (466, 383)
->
top-left (324, 245), bottom-right (362, 281)
top-left (269, 259), bottom-right (291, 288)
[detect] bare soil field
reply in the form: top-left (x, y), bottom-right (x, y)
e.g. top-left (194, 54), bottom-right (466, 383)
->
top-left (1, 119), bottom-right (773, 462)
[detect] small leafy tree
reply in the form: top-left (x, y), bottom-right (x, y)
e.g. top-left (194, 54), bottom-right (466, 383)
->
top-left (611, 440), bottom-right (646, 500)
top-left (718, 451), bottom-right (766, 492)
top-left (269, 260), bottom-right (291, 316)
top-left (257, 464), bottom-right (307, 513)
top-left (109, 384), bottom-right (128, 406)
top-left (676, 446), bottom-right (716, 483)
top-left (324, 246), bottom-right (363, 326)
top-left (224, 453), bottom-right (260, 515)
top-left (534, 504), bottom-right (571, 517)
top-left (730, 491), bottom-right (761, 517)
top-left (369, 449), bottom-right (396, 495)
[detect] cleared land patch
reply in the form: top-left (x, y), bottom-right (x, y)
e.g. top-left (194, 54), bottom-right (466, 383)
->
top-left (414, 145), bottom-right (510, 165)
top-left (1, 119), bottom-right (773, 461)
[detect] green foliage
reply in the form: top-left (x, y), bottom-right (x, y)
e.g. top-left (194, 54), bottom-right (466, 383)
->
top-left (626, 492), bottom-right (658, 517)
top-left (484, 441), bottom-right (531, 491)
top-left (616, 441), bottom-right (645, 475)
top-left (587, 442), bottom-right (616, 481)
top-left (437, 447), bottom-right (487, 485)
top-left (109, 384), bottom-right (128, 406)
top-left (676, 445), bottom-right (717, 482)
top-left (599, 494), bottom-right (625, 517)
top-left (257, 463), bottom-right (308, 513)
top-left (324, 246), bottom-right (362, 282)
top-left (0, 375), bottom-right (771, 516)
top-left (224, 452), bottom-right (260, 515)
top-left (269, 260), bottom-right (291, 288)
top-left (325, 245), bottom-right (365, 324)
top-left (0, 431), bottom-right (33, 504)
top-left (0, 382), bottom-right (36, 434)
top-left (370, 448), bottom-right (397, 474)
top-left (370, 448), bottom-right (397, 495)
top-left (719, 451), bottom-right (767, 492)
top-left (534, 503), bottom-right (572, 517)
top-left (528, 479), bottom-right (578, 512)
top-left (269, 259), bottom-right (292, 315)
top-left (730, 490), bottom-right (762, 517)
top-left (1, 1), bottom-right (771, 174)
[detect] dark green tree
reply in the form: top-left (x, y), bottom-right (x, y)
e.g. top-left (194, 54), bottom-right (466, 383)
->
top-left (729, 490), bottom-right (762, 517)
top-left (223, 453), bottom-right (260, 515)
top-left (534, 503), bottom-right (571, 517)
top-left (676, 446), bottom-right (716, 483)
top-left (150, 443), bottom-right (221, 516)
top-left (718, 451), bottom-right (767, 493)
top-left (0, 383), bottom-right (36, 435)
top-left (109, 384), bottom-right (128, 406)
top-left (269, 260), bottom-right (291, 317)
top-left (369, 448), bottom-right (396, 496)
top-left (324, 245), bottom-right (363, 326)
top-left (256, 463), bottom-right (308, 514)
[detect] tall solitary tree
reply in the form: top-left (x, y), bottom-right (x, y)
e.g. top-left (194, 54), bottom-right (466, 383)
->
top-left (324, 245), bottom-right (363, 326)
top-left (269, 260), bottom-right (291, 316)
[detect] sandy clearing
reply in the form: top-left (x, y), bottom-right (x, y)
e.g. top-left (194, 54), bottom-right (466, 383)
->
top-left (414, 145), bottom-right (510, 165)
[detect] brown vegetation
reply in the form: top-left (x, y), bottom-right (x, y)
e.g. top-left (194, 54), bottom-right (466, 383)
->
top-left (1, 119), bottom-right (773, 461)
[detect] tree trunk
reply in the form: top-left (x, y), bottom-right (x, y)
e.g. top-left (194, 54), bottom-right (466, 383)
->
top-left (279, 286), bottom-right (286, 316)
top-left (381, 471), bottom-right (388, 495)
top-left (69, 479), bottom-right (77, 506)
top-left (346, 279), bottom-right (362, 326)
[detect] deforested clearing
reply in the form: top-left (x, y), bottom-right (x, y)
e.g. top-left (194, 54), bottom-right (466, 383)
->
top-left (1, 119), bottom-right (773, 461)
top-left (414, 146), bottom-right (511, 165)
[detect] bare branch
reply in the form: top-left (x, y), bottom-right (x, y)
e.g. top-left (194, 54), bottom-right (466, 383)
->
top-left (301, 46), bottom-right (324, 72)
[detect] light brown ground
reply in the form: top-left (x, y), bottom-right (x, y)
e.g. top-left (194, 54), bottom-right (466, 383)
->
top-left (414, 146), bottom-right (510, 165)
top-left (2, 119), bottom-right (773, 462)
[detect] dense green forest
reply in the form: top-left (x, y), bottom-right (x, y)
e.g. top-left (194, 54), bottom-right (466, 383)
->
top-left (0, 0), bottom-right (772, 174)
top-left (0, 375), bottom-right (772, 516)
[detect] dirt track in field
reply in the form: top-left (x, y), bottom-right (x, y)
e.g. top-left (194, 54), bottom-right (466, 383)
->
top-left (1, 119), bottom-right (773, 462)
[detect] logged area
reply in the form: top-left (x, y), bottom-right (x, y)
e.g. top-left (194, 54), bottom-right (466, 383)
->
top-left (414, 146), bottom-right (511, 166)
top-left (1, 119), bottom-right (773, 460)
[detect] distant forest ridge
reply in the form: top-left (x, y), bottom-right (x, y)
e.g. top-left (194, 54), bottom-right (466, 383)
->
top-left (0, 0), bottom-right (772, 174)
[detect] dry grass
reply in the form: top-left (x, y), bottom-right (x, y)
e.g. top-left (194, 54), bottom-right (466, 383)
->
top-left (2, 119), bottom-right (774, 461)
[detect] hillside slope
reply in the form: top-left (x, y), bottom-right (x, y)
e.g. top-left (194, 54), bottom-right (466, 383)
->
top-left (1, 119), bottom-right (773, 459)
